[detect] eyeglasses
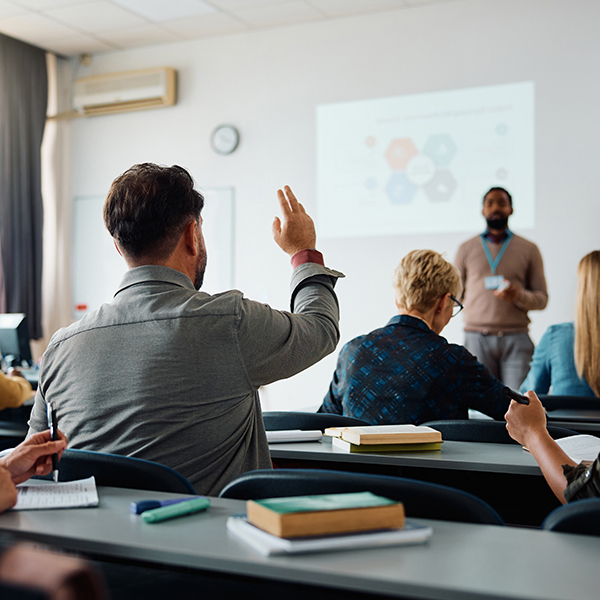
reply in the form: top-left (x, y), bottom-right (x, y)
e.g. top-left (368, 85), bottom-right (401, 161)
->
top-left (450, 294), bottom-right (463, 318)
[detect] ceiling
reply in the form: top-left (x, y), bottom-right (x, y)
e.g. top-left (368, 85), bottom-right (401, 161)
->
top-left (0, 0), bottom-right (459, 57)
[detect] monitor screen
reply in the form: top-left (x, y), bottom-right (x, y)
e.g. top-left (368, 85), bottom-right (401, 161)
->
top-left (0, 313), bottom-right (33, 367)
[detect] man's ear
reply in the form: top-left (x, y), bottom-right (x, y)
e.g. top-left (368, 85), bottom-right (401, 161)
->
top-left (113, 240), bottom-right (122, 257)
top-left (183, 220), bottom-right (199, 255)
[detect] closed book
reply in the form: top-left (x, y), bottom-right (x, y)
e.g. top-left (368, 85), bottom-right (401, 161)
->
top-left (246, 491), bottom-right (405, 538)
top-left (338, 425), bottom-right (442, 445)
top-left (331, 436), bottom-right (441, 453)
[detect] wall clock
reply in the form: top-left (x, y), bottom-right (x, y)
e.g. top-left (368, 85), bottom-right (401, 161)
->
top-left (211, 124), bottom-right (239, 155)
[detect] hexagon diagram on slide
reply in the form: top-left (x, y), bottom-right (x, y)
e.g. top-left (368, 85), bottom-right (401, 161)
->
top-left (385, 138), bottom-right (418, 171)
top-left (386, 172), bottom-right (419, 205)
top-left (423, 170), bottom-right (457, 202)
top-left (422, 134), bottom-right (457, 168)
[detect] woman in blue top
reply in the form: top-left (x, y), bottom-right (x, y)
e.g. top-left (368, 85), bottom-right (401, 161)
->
top-left (521, 250), bottom-right (599, 397)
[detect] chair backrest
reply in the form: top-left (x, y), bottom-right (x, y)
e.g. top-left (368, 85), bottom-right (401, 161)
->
top-left (262, 411), bottom-right (370, 431)
top-left (541, 498), bottom-right (600, 536)
top-left (219, 468), bottom-right (504, 525)
top-left (539, 395), bottom-right (600, 411)
top-left (421, 419), bottom-right (577, 444)
top-left (0, 422), bottom-right (27, 452)
top-left (0, 582), bottom-right (48, 600)
top-left (56, 449), bottom-right (195, 494)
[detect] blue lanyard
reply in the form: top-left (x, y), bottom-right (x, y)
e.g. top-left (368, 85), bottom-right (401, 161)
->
top-left (480, 231), bottom-right (513, 275)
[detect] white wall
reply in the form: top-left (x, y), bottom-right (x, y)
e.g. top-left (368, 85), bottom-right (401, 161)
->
top-left (67, 0), bottom-right (600, 411)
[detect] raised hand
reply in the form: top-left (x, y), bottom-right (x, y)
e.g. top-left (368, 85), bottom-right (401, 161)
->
top-left (272, 186), bottom-right (317, 256)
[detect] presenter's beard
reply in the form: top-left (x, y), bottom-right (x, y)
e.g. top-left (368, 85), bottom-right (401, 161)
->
top-left (486, 216), bottom-right (508, 231)
top-left (194, 253), bottom-right (207, 290)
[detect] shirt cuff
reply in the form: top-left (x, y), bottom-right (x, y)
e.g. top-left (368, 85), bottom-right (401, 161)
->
top-left (291, 249), bottom-right (324, 269)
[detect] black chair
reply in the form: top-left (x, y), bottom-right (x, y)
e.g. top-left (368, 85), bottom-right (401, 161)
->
top-left (54, 449), bottom-right (195, 494)
top-left (0, 582), bottom-right (48, 599)
top-left (539, 395), bottom-right (600, 411)
top-left (262, 411), bottom-right (369, 431)
top-left (219, 468), bottom-right (504, 525)
top-left (421, 419), bottom-right (577, 444)
top-left (0, 422), bottom-right (27, 452)
top-left (541, 498), bottom-right (600, 536)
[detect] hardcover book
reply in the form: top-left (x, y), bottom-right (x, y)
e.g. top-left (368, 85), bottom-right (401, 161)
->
top-left (331, 436), bottom-right (441, 453)
top-left (246, 491), bottom-right (405, 538)
top-left (325, 424), bottom-right (442, 446)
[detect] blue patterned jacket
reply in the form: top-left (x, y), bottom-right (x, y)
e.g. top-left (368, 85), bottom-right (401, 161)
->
top-left (319, 315), bottom-right (509, 424)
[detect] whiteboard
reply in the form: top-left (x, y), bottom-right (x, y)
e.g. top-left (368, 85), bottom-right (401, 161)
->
top-left (72, 187), bottom-right (235, 318)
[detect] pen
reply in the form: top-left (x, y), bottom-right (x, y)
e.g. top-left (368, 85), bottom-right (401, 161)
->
top-left (46, 401), bottom-right (59, 482)
top-left (130, 497), bottom-right (198, 515)
top-left (141, 497), bottom-right (210, 524)
top-left (503, 387), bottom-right (530, 405)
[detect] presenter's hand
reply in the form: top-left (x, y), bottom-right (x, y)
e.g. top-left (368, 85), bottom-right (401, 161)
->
top-left (0, 429), bottom-right (68, 485)
top-left (505, 391), bottom-right (548, 447)
top-left (272, 186), bottom-right (317, 256)
top-left (494, 280), bottom-right (520, 303)
top-left (0, 466), bottom-right (18, 512)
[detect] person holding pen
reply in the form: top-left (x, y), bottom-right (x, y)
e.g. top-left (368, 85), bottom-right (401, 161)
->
top-left (0, 429), bottom-right (67, 512)
top-left (505, 391), bottom-right (599, 503)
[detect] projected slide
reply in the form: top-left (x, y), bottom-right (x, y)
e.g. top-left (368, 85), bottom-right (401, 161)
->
top-left (316, 82), bottom-right (534, 239)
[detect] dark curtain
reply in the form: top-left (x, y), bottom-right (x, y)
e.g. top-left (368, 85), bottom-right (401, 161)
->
top-left (0, 34), bottom-right (47, 339)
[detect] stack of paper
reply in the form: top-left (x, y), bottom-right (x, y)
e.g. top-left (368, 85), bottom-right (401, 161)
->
top-left (13, 476), bottom-right (99, 510)
top-left (554, 435), bottom-right (600, 463)
top-left (266, 429), bottom-right (322, 443)
top-left (227, 516), bottom-right (432, 556)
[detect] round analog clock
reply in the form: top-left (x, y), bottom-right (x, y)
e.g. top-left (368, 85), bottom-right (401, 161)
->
top-left (211, 124), bottom-right (240, 155)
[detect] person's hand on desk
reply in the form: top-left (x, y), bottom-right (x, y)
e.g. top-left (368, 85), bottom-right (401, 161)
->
top-left (0, 429), bottom-right (67, 485)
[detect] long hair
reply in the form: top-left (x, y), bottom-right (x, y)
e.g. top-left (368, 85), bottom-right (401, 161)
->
top-left (574, 250), bottom-right (600, 397)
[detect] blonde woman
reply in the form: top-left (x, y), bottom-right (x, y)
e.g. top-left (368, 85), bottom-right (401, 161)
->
top-left (319, 250), bottom-right (510, 424)
top-left (520, 250), bottom-right (599, 397)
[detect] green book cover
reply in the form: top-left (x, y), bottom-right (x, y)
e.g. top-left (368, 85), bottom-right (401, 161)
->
top-left (255, 492), bottom-right (396, 515)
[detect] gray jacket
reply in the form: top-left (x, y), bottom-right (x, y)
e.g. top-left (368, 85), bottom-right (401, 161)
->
top-left (28, 262), bottom-right (343, 495)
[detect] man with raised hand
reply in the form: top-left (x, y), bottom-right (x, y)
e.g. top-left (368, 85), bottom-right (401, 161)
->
top-left (28, 164), bottom-right (343, 495)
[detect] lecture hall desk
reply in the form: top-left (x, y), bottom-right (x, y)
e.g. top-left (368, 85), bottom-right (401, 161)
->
top-left (0, 486), bottom-right (599, 600)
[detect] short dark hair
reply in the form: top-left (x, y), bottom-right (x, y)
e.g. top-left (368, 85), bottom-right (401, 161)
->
top-left (483, 187), bottom-right (512, 206)
top-left (103, 163), bottom-right (204, 260)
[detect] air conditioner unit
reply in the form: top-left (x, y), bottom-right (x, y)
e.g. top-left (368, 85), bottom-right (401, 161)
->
top-left (73, 67), bottom-right (176, 117)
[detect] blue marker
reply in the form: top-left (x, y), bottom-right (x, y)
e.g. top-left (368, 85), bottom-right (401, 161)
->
top-left (130, 497), bottom-right (198, 515)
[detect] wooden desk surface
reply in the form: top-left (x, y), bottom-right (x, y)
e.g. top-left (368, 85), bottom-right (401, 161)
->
top-left (0, 486), bottom-right (598, 600)
top-left (269, 438), bottom-right (544, 476)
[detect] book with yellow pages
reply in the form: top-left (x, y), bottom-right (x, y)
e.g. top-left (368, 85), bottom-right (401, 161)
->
top-left (246, 491), bottom-right (405, 538)
top-left (331, 436), bottom-right (441, 453)
top-left (325, 424), bottom-right (442, 446)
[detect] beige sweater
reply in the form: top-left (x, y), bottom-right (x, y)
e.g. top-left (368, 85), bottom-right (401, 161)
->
top-left (0, 371), bottom-right (32, 410)
top-left (454, 233), bottom-right (548, 333)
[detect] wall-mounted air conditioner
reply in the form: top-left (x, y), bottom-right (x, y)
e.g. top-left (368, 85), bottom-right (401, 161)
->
top-left (73, 67), bottom-right (176, 117)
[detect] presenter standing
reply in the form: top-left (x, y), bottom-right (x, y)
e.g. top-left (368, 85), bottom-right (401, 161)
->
top-left (454, 187), bottom-right (548, 390)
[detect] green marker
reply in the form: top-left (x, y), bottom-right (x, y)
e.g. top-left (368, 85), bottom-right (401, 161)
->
top-left (141, 497), bottom-right (210, 524)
